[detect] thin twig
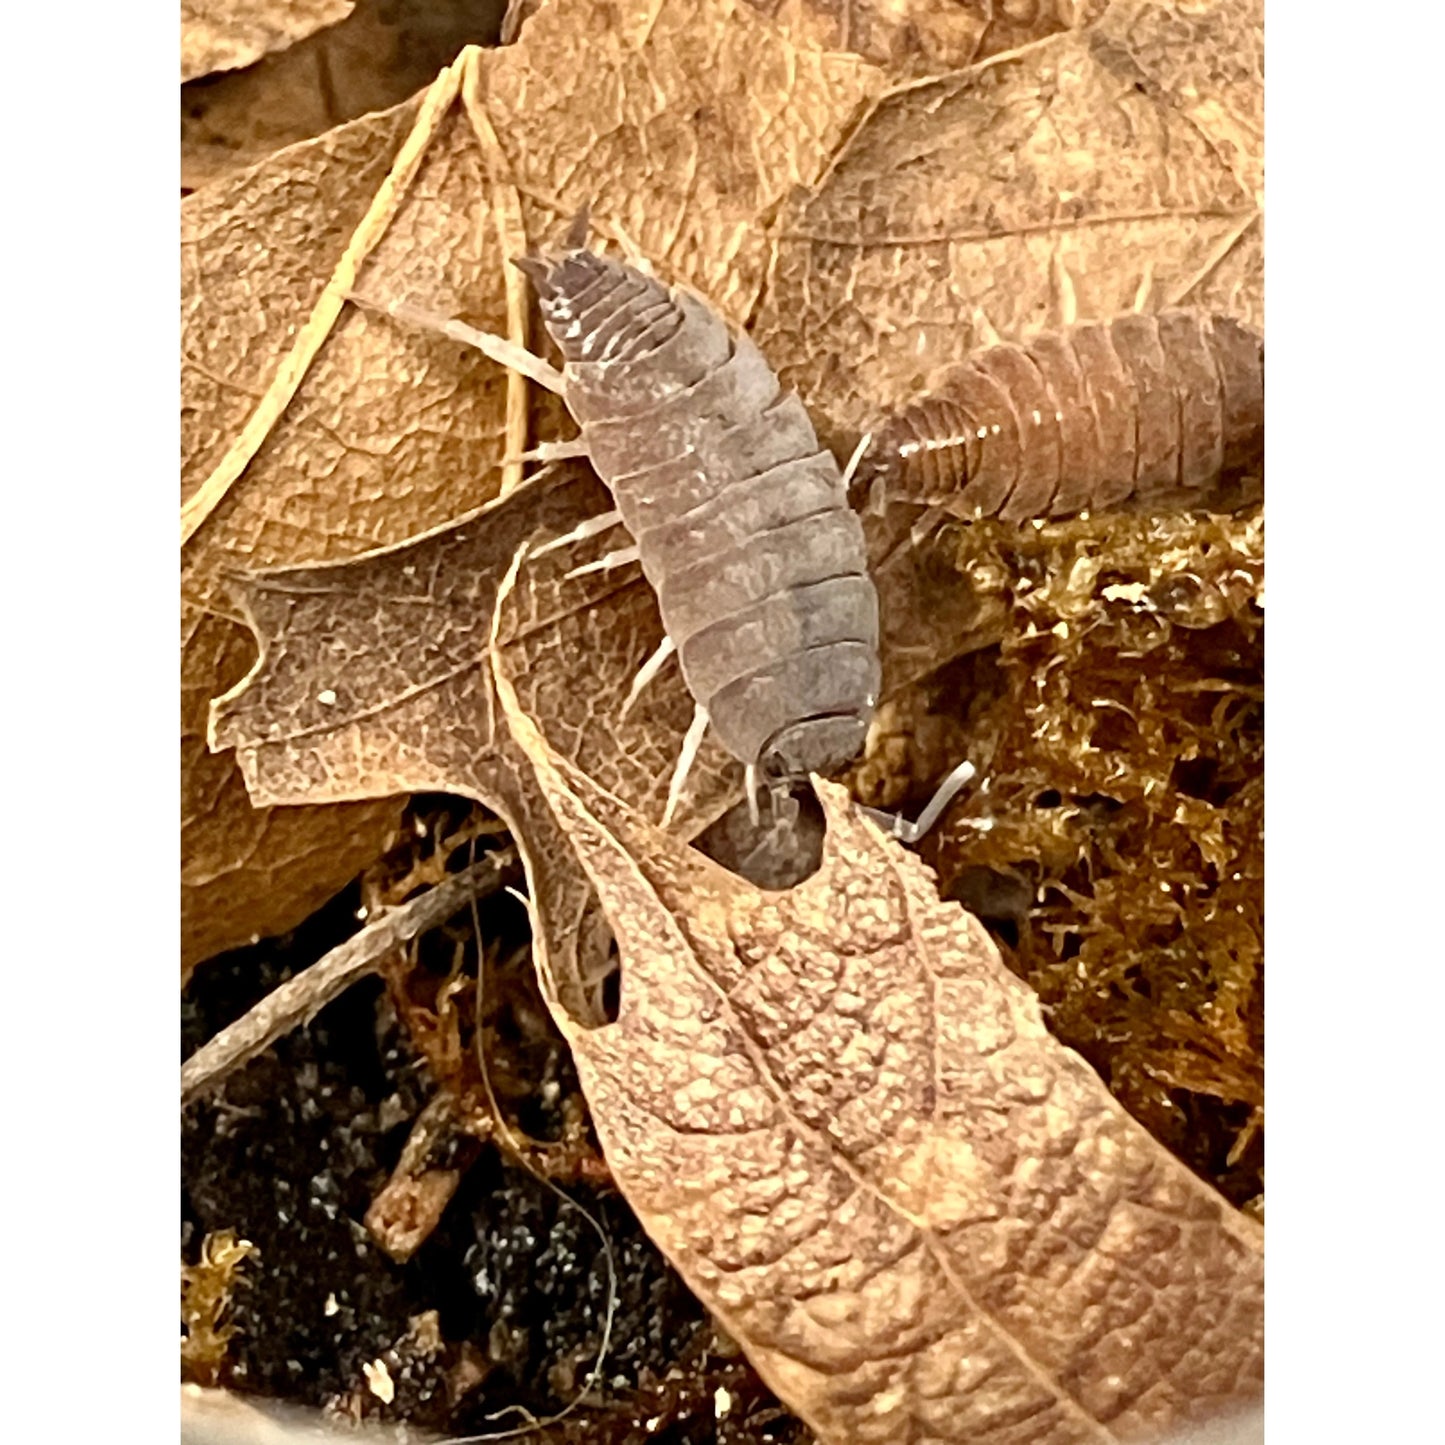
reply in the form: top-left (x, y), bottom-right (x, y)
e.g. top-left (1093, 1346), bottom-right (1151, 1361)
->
top-left (182, 849), bottom-right (518, 1107)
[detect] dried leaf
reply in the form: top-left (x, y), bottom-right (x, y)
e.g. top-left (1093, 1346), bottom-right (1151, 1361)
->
top-left (206, 469), bottom-right (600, 1016)
top-left (182, 0), bottom-right (354, 82)
top-left (181, 600), bottom-right (401, 974)
top-left (492, 643), bottom-right (1264, 1445)
top-left (185, 0), bottom-right (1261, 973)
top-left (755, 0), bottom-right (1263, 449)
top-left (748, 0), bottom-right (1108, 72)
top-left (182, 0), bottom-right (890, 962)
top-left (181, 1), bottom-right (510, 192)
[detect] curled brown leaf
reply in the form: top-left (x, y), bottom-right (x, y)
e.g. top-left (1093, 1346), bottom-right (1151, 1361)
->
top-left (491, 616), bottom-right (1264, 1445)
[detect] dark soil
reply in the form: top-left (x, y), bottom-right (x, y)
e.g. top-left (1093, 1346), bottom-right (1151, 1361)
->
top-left (181, 835), bottom-right (813, 1442)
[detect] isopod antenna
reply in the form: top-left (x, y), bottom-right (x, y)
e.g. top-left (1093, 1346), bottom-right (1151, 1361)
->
top-left (855, 758), bottom-right (982, 845)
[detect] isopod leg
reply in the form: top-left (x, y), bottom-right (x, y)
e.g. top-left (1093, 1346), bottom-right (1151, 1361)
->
top-left (661, 703), bottom-right (710, 828)
top-left (564, 544), bottom-right (641, 580)
top-left (347, 292), bottom-right (566, 394)
top-left (532, 509), bottom-right (625, 557)
top-left (841, 432), bottom-right (873, 491)
top-left (504, 437), bottom-right (592, 467)
top-left (856, 758), bottom-right (979, 845)
top-left (909, 505), bottom-right (951, 549)
top-left (619, 634), bottom-right (677, 719)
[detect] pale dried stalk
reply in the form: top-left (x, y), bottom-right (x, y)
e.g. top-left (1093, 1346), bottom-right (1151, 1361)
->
top-left (461, 61), bottom-right (535, 500)
top-left (180, 49), bottom-right (472, 547)
top-left (181, 849), bottom-right (517, 1106)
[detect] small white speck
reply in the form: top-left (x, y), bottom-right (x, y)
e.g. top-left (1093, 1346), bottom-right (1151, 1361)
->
top-left (991, 423), bottom-right (1001, 435)
top-left (414, 817), bottom-right (428, 837)
top-left (324, 1293), bottom-right (339, 1317)
top-left (872, 1384), bottom-right (907, 1414)
top-left (1032, 409), bottom-right (1043, 425)
top-left (317, 689), bottom-right (338, 706)
top-left (362, 1359), bottom-right (395, 1405)
top-left (976, 426), bottom-right (988, 439)
top-left (355, 905), bottom-right (369, 922)
top-left (715, 1386), bottom-right (733, 1417)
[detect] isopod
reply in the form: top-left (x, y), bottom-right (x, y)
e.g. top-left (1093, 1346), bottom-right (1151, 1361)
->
top-left (514, 234), bottom-right (882, 806)
top-left (864, 311), bottom-right (1264, 522)
top-left (359, 215), bottom-right (973, 842)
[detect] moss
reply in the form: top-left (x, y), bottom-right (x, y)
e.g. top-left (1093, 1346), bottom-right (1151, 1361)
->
top-left (865, 507), bottom-right (1265, 1205)
top-left (181, 1229), bottom-right (257, 1386)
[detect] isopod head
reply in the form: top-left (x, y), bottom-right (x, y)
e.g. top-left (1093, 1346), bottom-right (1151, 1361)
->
top-left (760, 714), bottom-right (872, 781)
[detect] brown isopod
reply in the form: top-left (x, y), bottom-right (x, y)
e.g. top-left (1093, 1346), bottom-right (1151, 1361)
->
top-left (356, 214), bottom-right (975, 841)
top-left (863, 311), bottom-right (1264, 523)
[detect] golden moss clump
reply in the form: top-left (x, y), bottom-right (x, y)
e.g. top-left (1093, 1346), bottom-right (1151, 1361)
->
top-left (182, 1229), bottom-right (256, 1386)
top-left (870, 507), bottom-right (1263, 1203)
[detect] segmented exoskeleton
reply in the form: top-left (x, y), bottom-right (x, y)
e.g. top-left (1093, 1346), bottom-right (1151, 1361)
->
top-left (514, 239), bottom-right (882, 794)
top-left (865, 311), bottom-right (1264, 521)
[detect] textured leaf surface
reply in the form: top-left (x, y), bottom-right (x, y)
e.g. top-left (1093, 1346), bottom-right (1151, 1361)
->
top-left (184, 0), bottom-right (1261, 967)
top-left (754, 0), bottom-right (1263, 452)
top-left (736, 0), bottom-right (1107, 72)
top-left (181, 0), bottom-right (887, 963)
top-left (181, 602), bottom-right (400, 972)
top-left (492, 648), bottom-right (1264, 1445)
top-left (181, 1), bottom-right (509, 191)
top-left (181, 0), bottom-right (354, 82)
